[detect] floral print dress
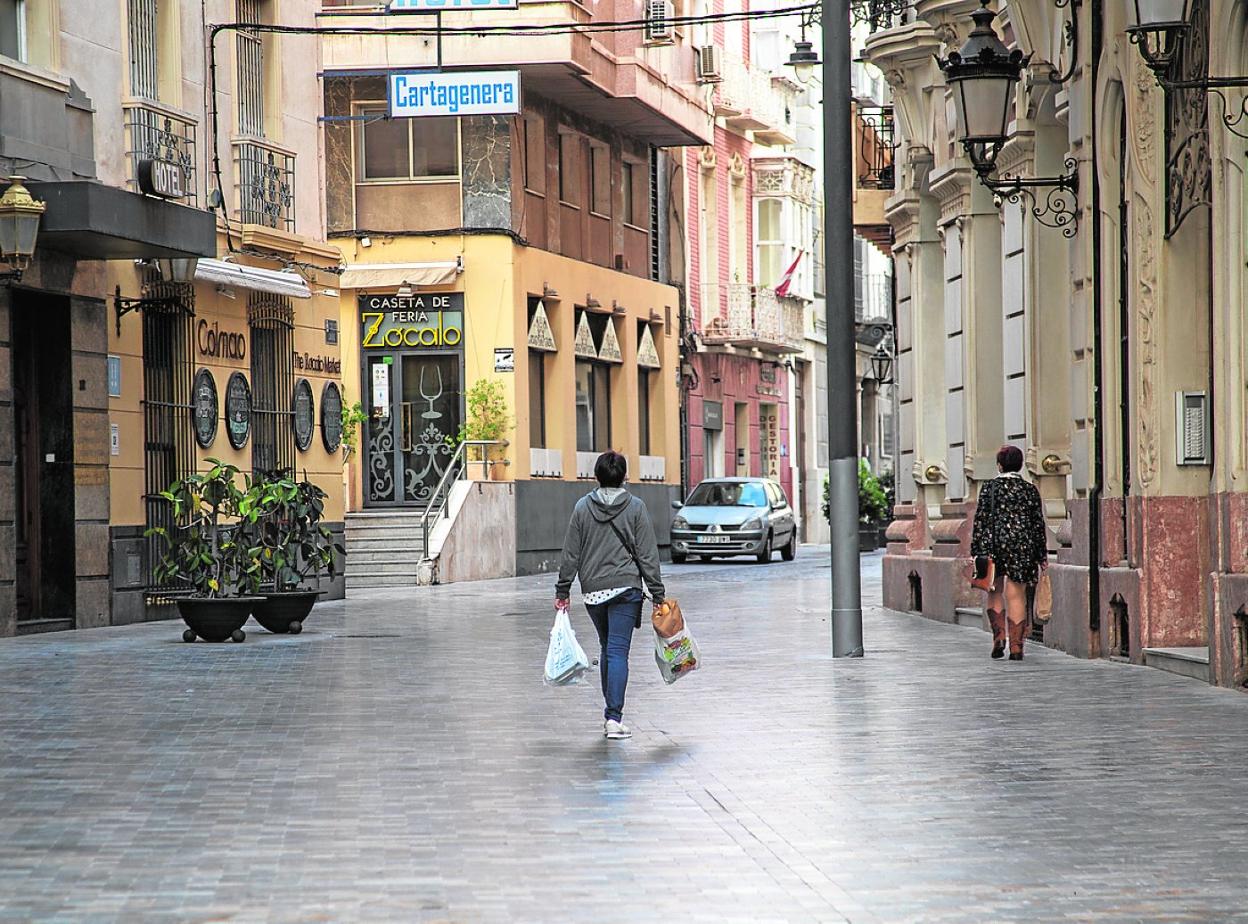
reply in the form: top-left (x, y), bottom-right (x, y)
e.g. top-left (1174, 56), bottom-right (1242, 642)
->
top-left (970, 473), bottom-right (1048, 585)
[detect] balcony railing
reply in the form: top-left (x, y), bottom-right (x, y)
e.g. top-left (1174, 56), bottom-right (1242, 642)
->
top-left (716, 57), bottom-right (797, 143)
top-left (233, 139), bottom-right (295, 231)
top-left (753, 156), bottom-right (816, 203)
top-left (701, 284), bottom-right (804, 354)
top-left (123, 100), bottom-right (198, 206)
top-left (857, 106), bottom-right (898, 190)
top-left (851, 0), bottom-right (913, 34)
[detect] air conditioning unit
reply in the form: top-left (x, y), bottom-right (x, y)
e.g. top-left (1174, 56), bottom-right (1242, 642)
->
top-left (644, 0), bottom-right (675, 46)
top-left (695, 45), bottom-right (723, 83)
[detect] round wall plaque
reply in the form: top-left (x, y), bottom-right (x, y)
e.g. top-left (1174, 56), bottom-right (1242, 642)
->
top-left (293, 378), bottom-right (315, 452)
top-left (225, 371), bottom-right (252, 450)
top-left (321, 381), bottom-right (344, 453)
top-left (192, 368), bottom-right (218, 449)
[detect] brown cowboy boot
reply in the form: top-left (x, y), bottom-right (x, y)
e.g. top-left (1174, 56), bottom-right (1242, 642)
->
top-left (986, 608), bottom-right (1006, 659)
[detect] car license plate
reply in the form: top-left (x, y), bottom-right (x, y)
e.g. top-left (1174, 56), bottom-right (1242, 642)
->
top-left (697, 535), bottom-right (731, 544)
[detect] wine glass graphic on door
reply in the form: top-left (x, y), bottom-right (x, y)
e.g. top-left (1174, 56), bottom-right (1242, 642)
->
top-left (420, 366), bottom-right (444, 420)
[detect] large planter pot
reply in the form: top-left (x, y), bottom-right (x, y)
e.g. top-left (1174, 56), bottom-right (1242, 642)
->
top-left (858, 525), bottom-right (881, 552)
top-left (176, 597), bottom-right (261, 643)
top-left (251, 590), bottom-right (321, 635)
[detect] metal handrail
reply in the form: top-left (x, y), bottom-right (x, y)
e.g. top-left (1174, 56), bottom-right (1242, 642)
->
top-left (418, 439), bottom-right (509, 554)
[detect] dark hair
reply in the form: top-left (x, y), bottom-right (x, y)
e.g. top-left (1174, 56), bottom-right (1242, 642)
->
top-left (594, 450), bottom-right (627, 488)
top-left (997, 444), bottom-right (1024, 473)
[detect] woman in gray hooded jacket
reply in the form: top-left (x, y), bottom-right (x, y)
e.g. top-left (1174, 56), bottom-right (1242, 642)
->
top-left (555, 450), bottom-right (665, 740)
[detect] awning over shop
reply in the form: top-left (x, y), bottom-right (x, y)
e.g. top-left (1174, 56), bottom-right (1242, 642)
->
top-left (194, 258), bottom-right (312, 299)
top-left (339, 261), bottom-right (460, 290)
top-left (29, 180), bottom-right (216, 261)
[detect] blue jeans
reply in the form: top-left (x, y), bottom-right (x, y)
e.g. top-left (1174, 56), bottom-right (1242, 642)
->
top-left (585, 589), bottom-right (643, 723)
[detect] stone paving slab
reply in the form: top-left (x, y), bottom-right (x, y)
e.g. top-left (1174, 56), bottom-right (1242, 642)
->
top-left (2, 551), bottom-right (1248, 922)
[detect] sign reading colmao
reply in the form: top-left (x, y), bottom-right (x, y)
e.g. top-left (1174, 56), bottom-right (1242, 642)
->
top-left (359, 293), bottom-right (464, 349)
top-left (388, 70), bottom-right (521, 118)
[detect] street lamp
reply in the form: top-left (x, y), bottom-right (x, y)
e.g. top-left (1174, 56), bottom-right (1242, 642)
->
top-left (0, 176), bottom-right (46, 282)
top-left (1125, 0), bottom-right (1193, 77)
top-left (937, 2), bottom-right (1028, 180)
top-left (785, 5), bottom-right (864, 657)
top-left (156, 257), bottom-right (199, 284)
top-left (938, 1), bottom-right (1080, 236)
top-left (870, 343), bottom-right (893, 385)
top-left (787, 39), bottom-right (820, 84)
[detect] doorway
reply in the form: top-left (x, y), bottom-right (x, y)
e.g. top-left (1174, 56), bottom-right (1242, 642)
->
top-left (13, 291), bottom-right (76, 626)
top-left (363, 351), bottom-right (462, 505)
top-left (734, 401), bottom-right (750, 475)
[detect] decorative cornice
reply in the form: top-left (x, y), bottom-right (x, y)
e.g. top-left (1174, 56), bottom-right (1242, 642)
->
top-left (928, 164), bottom-right (974, 220)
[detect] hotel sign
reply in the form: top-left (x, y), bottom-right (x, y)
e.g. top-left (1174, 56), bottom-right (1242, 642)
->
top-left (388, 70), bottom-right (521, 118)
top-left (359, 293), bottom-right (464, 349)
top-left (137, 158), bottom-right (186, 200)
top-left (389, 0), bottom-right (518, 8)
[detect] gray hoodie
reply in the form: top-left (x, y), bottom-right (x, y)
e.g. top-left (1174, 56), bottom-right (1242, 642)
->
top-left (555, 488), bottom-right (665, 604)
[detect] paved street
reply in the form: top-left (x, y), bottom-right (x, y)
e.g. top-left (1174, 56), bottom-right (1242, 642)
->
top-left (3, 552), bottom-right (1248, 923)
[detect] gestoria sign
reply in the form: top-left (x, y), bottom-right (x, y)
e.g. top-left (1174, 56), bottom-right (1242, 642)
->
top-left (359, 293), bottom-right (464, 349)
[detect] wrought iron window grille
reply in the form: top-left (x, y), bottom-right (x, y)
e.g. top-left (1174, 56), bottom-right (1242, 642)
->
top-left (248, 293), bottom-right (296, 478)
top-left (856, 106), bottom-right (899, 190)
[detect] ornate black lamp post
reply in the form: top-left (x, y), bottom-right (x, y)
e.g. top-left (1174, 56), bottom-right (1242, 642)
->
top-left (1125, 0), bottom-right (1193, 76)
top-left (938, 1), bottom-right (1079, 235)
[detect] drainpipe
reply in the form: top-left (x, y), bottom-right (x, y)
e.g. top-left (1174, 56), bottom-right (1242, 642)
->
top-left (1088, 0), bottom-right (1104, 639)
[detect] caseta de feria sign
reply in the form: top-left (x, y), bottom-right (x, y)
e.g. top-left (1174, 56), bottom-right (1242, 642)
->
top-left (388, 70), bottom-right (521, 118)
top-left (360, 293), bottom-right (464, 349)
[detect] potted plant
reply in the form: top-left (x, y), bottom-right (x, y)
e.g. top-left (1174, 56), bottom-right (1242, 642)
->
top-left (147, 459), bottom-right (265, 642)
top-left (822, 460), bottom-right (891, 551)
top-left (249, 470), bottom-right (344, 634)
top-left (452, 379), bottom-right (510, 478)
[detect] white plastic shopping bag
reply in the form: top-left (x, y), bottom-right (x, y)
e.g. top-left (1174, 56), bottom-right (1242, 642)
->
top-left (653, 625), bottom-right (700, 685)
top-left (544, 609), bottom-right (590, 685)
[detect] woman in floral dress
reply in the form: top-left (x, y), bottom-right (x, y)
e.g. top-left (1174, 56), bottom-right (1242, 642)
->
top-left (970, 445), bottom-right (1049, 660)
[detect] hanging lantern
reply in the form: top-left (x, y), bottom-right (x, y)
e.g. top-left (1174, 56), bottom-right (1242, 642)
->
top-left (0, 177), bottom-right (46, 277)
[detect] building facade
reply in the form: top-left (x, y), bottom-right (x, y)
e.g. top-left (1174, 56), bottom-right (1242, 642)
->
top-left (319, 0), bottom-right (700, 584)
top-left (676, 3), bottom-right (806, 516)
top-left (0, 0), bottom-right (345, 637)
top-left (868, 0), bottom-right (1248, 687)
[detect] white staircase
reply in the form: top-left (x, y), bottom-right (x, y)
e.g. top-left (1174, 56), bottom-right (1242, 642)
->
top-left (344, 511), bottom-right (428, 589)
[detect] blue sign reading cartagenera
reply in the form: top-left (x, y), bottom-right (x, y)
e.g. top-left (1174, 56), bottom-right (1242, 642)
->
top-left (389, 70), bottom-right (522, 118)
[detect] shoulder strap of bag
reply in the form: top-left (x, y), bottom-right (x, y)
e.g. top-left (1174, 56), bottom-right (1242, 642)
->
top-left (607, 517), bottom-right (650, 599)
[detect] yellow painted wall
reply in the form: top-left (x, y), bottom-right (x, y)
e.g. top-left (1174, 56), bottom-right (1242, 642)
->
top-left (335, 233), bottom-right (681, 512)
top-left (108, 232), bottom-right (347, 525)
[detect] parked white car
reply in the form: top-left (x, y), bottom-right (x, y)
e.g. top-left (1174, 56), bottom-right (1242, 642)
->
top-left (670, 477), bottom-right (797, 564)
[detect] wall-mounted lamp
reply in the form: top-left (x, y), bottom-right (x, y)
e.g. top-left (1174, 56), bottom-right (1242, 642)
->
top-left (1125, 0), bottom-right (1193, 77)
top-left (0, 177), bottom-right (46, 283)
top-left (156, 257), bottom-right (199, 284)
top-left (397, 280), bottom-right (414, 297)
top-left (937, 2), bottom-right (1079, 236)
top-left (869, 344), bottom-right (894, 385)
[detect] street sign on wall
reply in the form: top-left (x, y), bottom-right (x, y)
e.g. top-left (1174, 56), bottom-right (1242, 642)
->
top-left (388, 0), bottom-right (519, 10)
top-left (388, 70), bottom-right (521, 118)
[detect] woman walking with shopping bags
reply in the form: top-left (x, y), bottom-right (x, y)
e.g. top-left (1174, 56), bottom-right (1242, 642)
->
top-left (970, 445), bottom-right (1049, 661)
top-left (555, 450), bottom-right (665, 740)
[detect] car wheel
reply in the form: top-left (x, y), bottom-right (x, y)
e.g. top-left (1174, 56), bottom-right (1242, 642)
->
top-left (672, 551), bottom-right (687, 564)
top-left (756, 533), bottom-right (772, 564)
top-left (781, 533), bottom-right (796, 561)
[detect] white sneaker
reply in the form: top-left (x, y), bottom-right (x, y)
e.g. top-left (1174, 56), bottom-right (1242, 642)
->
top-left (604, 720), bottom-right (632, 740)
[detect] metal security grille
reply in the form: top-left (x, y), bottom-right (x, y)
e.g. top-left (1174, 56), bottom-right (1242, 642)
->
top-left (128, 0), bottom-right (159, 99)
top-left (141, 276), bottom-right (195, 594)
top-left (248, 293), bottom-right (295, 476)
top-left (236, 0), bottom-right (265, 137)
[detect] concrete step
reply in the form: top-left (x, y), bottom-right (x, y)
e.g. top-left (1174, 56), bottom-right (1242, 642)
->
top-left (344, 538), bottom-right (428, 555)
top-left (345, 559), bottom-right (421, 577)
top-left (346, 573), bottom-right (422, 589)
top-left (345, 512), bottom-right (428, 527)
top-left (345, 524), bottom-right (428, 542)
top-left (1143, 647), bottom-right (1211, 684)
top-left (954, 607), bottom-right (985, 629)
top-left (346, 550), bottom-right (425, 567)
